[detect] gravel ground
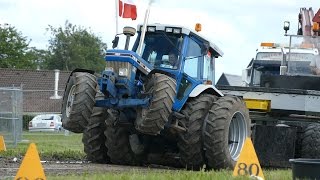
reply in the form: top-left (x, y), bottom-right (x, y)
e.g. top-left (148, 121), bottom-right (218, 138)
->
top-left (0, 157), bottom-right (178, 179)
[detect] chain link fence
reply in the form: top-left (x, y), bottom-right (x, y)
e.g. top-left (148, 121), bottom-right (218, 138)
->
top-left (0, 87), bottom-right (23, 147)
top-left (23, 90), bottom-right (64, 114)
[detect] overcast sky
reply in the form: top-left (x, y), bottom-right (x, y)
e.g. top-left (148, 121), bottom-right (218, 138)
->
top-left (0, 0), bottom-right (319, 79)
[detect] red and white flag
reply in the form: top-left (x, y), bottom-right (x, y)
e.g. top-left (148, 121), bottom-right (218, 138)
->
top-left (119, 0), bottom-right (137, 20)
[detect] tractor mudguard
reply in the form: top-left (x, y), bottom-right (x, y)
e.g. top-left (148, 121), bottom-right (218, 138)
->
top-left (147, 69), bottom-right (176, 79)
top-left (189, 84), bottom-right (224, 98)
top-left (71, 68), bottom-right (95, 76)
top-left (62, 68), bottom-right (95, 94)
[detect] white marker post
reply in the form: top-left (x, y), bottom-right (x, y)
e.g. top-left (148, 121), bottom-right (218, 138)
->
top-left (137, 0), bottom-right (155, 56)
top-left (115, 0), bottom-right (120, 35)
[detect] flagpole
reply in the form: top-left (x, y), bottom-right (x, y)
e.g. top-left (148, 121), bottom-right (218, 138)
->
top-left (115, 0), bottom-right (119, 35)
top-left (137, 0), bottom-right (154, 56)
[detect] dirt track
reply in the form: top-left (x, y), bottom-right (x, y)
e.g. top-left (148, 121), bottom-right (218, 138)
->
top-left (0, 159), bottom-right (177, 179)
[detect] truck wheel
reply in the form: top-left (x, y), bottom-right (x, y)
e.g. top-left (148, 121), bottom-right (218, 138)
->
top-left (301, 123), bottom-right (320, 158)
top-left (104, 110), bottom-right (138, 165)
top-left (178, 94), bottom-right (217, 170)
top-left (135, 73), bottom-right (176, 135)
top-left (82, 107), bottom-right (109, 163)
top-left (204, 96), bottom-right (251, 170)
top-left (61, 72), bottom-right (97, 133)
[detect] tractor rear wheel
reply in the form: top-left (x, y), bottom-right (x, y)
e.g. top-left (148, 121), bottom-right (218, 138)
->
top-left (204, 96), bottom-right (251, 170)
top-left (178, 94), bottom-right (217, 170)
top-left (82, 107), bottom-right (109, 163)
top-left (61, 72), bottom-right (97, 133)
top-left (104, 110), bottom-right (138, 165)
top-left (301, 123), bottom-right (320, 158)
top-left (135, 73), bottom-right (176, 135)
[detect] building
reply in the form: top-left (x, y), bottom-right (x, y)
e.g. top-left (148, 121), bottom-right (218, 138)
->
top-left (0, 68), bottom-right (70, 114)
top-left (216, 73), bottom-right (243, 86)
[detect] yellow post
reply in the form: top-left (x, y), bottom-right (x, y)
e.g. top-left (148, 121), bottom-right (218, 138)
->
top-left (0, 135), bottom-right (6, 151)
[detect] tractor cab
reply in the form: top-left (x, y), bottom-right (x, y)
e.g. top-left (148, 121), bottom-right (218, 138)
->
top-left (103, 24), bottom-right (224, 111)
top-left (131, 24), bottom-right (223, 83)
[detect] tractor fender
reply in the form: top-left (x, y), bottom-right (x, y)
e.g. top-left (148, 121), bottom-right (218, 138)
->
top-left (189, 84), bottom-right (224, 98)
top-left (147, 69), bottom-right (175, 79)
top-left (64, 68), bottom-right (96, 91)
top-left (71, 68), bottom-right (95, 76)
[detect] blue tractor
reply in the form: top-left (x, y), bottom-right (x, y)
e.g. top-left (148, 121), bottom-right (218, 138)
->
top-left (61, 24), bottom-right (251, 169)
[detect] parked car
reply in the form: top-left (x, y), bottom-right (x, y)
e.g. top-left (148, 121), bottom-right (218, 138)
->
top-left (29, 114), bottom-right (62, 132)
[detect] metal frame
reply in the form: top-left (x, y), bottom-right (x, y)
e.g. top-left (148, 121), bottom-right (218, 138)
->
top-left (220, 88), bottom-right (320, 114)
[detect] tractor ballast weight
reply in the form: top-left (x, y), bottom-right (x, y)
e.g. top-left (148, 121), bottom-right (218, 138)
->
top-left (61, 24), bottom-right (251, 169)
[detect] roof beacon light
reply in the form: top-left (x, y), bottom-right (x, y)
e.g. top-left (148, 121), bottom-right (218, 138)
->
top-left (313, 22), bottom-right (319, 32)
top-left (195, 23), bottom-right (201, 32)
top-left (260, 42), bottom-right (276, 47)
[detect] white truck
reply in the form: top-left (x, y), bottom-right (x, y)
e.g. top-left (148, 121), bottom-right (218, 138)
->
top-left (217, 13), bottom-right (320, 167)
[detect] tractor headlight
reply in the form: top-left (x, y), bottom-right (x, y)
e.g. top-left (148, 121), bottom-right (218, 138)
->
top-left (173, 28), bottom-right (181, 34)
top-left (147, 26), bottom-right (156, 32)
top-left (165, 27), bottom-right (173, 33)
top-left (106, 67), bottom-right (114, 72)
top-left (119, 68), bottom-right (128, 77)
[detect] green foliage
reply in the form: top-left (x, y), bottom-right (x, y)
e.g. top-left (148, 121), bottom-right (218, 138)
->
top-left (0, 24), bottom-right (38, 69)
top-left (22, 115), bottom-right (35, 130)
top-left (45, 21), bottom-right (106, 72)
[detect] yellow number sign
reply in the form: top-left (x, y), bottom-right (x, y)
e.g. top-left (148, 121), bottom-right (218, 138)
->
top-left (233, 138), bottom-right (265, 179)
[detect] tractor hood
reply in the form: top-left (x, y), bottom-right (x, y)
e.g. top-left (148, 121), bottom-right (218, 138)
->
top-left (105, 49), bottom-right (153, 75)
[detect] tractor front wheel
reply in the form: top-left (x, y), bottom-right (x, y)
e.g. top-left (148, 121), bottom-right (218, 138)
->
top-left (135, 73), bottom-right (176, 135)
top-left (82, 107), bottom-right (109, 163)
top-left (61, 72), bottom-right (97, 133)
top-left (104, 110), bottom-right (139, 165)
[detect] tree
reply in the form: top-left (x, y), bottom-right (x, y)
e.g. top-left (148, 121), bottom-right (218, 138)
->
top-left (0, 24), bottom-right (37, 69)
top-left (46, 21), bottom-right (106, 72)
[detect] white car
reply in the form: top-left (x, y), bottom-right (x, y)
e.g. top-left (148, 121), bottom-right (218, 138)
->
top-left (29, 114), bottom-right (62, 132)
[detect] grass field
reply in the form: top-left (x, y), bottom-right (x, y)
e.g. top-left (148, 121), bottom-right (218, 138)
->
top-left (1, 131), bottom-right (85, 160)
top-left (0, 131), bottom-right (293, 179)
top-left (48, 169), bottom-right (292, 180)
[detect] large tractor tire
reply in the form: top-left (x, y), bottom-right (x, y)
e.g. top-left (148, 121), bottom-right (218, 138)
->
top-left (135, 73), bottom-right (176, 135)
top-left (178, 94), bottom-right (217, 170)
top-left (301, 123), bottom-right (320, 158)
top-left (82, 107), bottom-right (109, 163)
top-left (61, 72), bottom-right (97, 133)
top-left (104, 110), bottom-right (138, 165)
top-left (204, 96), bottom-right (251, 170)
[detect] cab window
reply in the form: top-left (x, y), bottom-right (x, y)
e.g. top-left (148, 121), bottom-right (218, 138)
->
top-left (184, 38), bottom-right (203, 78)
top-left (203, 53), bottom-right (214, 82)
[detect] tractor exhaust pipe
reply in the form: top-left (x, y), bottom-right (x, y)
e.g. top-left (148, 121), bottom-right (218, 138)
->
top-left (123, 27), bottom-right (136, 50)
top-left (50, 69), bottom-right (62, 99)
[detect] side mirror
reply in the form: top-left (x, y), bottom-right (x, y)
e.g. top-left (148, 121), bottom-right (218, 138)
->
top-left (242, 68), bottom-right (251, 85)
top-left (101, 44), bottom-right (108, 55)
top-left (283, 21), bottom-right (290, 35)
top-left (112, 36), bottom-right (119, 49)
